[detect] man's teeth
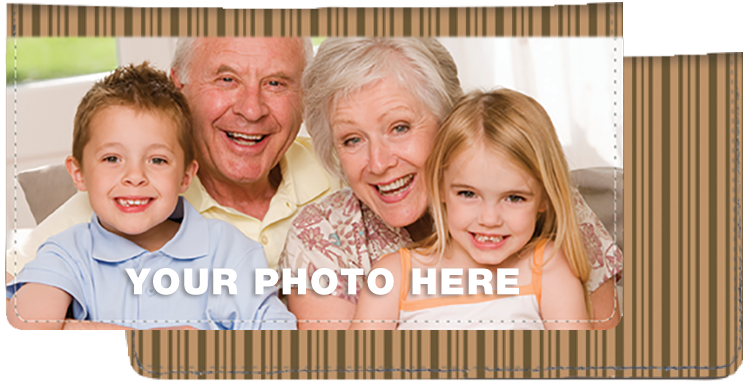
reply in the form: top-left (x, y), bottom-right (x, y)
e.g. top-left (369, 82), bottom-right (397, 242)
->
top-left (474, 234), bottom-right (505, 243)
top-left (226, 132), bottom-right (264, 146)
top-left (117, 198), bottom-right (150, 207)
top-left (376, 175), bottom-right (414, 196)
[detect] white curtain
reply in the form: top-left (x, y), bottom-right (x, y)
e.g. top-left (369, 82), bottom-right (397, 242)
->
top-left (439, 38), bottom-right (624, 170)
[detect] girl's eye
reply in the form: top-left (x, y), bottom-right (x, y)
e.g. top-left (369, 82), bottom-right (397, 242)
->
top-left (343, 137), bottom-right (361, 147)
top-left (506, 195), bottom-right (525, 203)
top-left (458, 190), bottom-right (476, 199)
top-left (103, 156), bottom-right (119, 163)
top-left (150, 158), bottom-right (168, 165)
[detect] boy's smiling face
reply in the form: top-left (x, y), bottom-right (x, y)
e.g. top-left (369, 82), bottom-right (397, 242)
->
top-left (66, 106), bottom-right (198, 247)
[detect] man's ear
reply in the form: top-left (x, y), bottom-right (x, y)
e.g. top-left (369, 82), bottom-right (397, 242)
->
top-left (179, 160), bottom-right (199, 193)
top-left (170, 68), bottom-right (185, 90)
top-left (65, 156), bottom-right (87, 192)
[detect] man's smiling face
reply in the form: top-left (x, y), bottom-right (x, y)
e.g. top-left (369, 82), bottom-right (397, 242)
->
top-left (175, 38), bottom-right (305, 187)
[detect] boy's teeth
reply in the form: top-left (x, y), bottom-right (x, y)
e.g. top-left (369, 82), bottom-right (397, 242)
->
top-left (226, 132), bottom-right (264, 146)
top-left (376, 174), bottom-right (414, 196)
top-left (117, 198), bottom-right (150, 207)
top-left (474, 234), bottom-right (505, 243)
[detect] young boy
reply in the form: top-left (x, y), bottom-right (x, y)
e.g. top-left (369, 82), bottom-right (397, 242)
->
top-left (6, 63), bottom-right (296, 330)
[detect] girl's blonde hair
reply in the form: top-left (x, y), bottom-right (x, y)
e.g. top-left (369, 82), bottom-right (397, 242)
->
top-left (423, 88), bottom-right (591, 306)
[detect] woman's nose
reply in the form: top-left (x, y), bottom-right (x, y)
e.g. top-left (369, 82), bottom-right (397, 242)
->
top-left (368, 140), bottom-right (397, 175)
top-left (233, 84), bottom-right (270, 122)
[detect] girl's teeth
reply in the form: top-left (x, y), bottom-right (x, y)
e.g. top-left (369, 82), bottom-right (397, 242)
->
top-left (474, 234), bottom-right (504, 243)
top-left (376, 175), bottom-right (414, 195)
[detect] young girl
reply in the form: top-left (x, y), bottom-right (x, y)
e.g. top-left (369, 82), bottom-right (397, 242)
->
top-left (349, 89), bottom-right (592, 330)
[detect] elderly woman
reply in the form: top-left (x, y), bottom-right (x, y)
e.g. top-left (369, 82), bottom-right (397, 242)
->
top-left (279, 38), bottom-right (622, 330)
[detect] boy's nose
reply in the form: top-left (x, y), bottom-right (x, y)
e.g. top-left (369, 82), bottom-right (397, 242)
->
top-left (123, 164), bottom-right (148, 186)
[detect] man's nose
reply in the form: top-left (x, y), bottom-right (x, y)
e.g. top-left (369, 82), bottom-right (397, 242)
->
top-left (368, 140), bottom-right (397, 175)
top-left (122, 162), bottom-right (148, 187)
top-left (233, 84), bottom-right (270, 121)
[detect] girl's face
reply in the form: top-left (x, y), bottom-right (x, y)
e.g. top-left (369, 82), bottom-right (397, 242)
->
top-left (442, 145), bottom-right (547, 267)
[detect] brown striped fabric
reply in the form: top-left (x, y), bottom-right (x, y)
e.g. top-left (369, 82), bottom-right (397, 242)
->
top-left (6, 3), bottom-right (623, 37)
top-left (6, 3), bottom-right (743, 380)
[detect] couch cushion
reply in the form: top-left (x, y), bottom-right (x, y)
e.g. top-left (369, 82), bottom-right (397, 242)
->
top-left (18, 164), bottom-right (77, 225)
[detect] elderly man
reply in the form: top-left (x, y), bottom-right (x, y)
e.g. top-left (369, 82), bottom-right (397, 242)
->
top-left (5, 38), bottom-right (342, 285)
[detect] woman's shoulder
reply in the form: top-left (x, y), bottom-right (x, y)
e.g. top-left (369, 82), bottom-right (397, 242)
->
top-left (290, 188), bottom-right (362, 230)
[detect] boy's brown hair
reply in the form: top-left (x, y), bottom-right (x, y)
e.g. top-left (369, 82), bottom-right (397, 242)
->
top-left (72, 62), bottom-right (194, 166)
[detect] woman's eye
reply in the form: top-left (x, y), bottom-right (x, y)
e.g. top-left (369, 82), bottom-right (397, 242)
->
top-left (393, 124), bottom-right (409, 134)
top-left (150, 158), bottom-right (168, 165)
top-left (506, 195), bottom-right (525, 203)
top-left (458, 190), bottom-right (476, 199)
top-left (343, 137), bottom-right (361, 147)
top-left (103, 156), bottom-right (119, 163)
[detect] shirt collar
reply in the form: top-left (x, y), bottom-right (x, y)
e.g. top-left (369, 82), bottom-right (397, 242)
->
top-left (91, 197), bottom-right (209, 262)
top-left (280, 137), bottom-right (333, 207)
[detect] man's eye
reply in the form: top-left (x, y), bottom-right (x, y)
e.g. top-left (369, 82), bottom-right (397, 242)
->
top-left (150, 158), bottom-right (168, 165)
top-left (221, 77), bottom-right (234, 83)
top-left (458, 191), bottom-right (476, 198)
top-left (103, 156), bottom-right (119, 163)
top-left (268, 80), bottom-right (281, 86)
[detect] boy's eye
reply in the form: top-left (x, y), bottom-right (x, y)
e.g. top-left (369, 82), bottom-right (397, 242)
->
top-left (506, 195), bottom-right (525, 203)
top-left (458, 190), bottom-right (476, 198)
top-left (103, 156), bottom-right (119, 163)
top-left (150, 158), bottom-right (168, 165)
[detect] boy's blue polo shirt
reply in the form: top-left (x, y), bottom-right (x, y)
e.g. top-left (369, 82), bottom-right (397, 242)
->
top-left (6, 197), bottom-right (296, 330)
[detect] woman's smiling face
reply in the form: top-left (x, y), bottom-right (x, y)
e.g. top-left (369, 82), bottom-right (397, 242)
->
top-left (331, 77), bottom-right (439, 228)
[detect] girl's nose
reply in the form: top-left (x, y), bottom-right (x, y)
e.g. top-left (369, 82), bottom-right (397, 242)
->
top-left (477, 204), bottom-right (503, 227)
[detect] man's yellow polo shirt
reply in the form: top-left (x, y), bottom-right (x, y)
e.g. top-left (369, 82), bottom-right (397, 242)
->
top-left (6, 137), bottom-right (343, 274)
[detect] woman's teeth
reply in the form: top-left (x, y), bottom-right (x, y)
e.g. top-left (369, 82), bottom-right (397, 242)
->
top-left (376, 174), bottom-right (415, 196)
top-left (473, 234), bottom-right (505, 243)
top-left (117, 198), bottom-right (150, 207)
top-left (226, 132), bottom-right (264, 146)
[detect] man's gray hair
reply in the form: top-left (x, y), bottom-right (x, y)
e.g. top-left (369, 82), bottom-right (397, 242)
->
top-left (170, 37), bottom-right (314, 84)
top-left (302, 38), bottom-right (463, 181)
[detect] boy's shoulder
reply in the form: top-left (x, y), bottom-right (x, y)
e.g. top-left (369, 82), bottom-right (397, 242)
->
top-left (39, 220), bottom-right (96, 255)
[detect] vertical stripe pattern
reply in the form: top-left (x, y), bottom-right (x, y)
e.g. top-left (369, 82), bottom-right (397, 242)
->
top-left (6, 3), bottom-right (742, 379)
